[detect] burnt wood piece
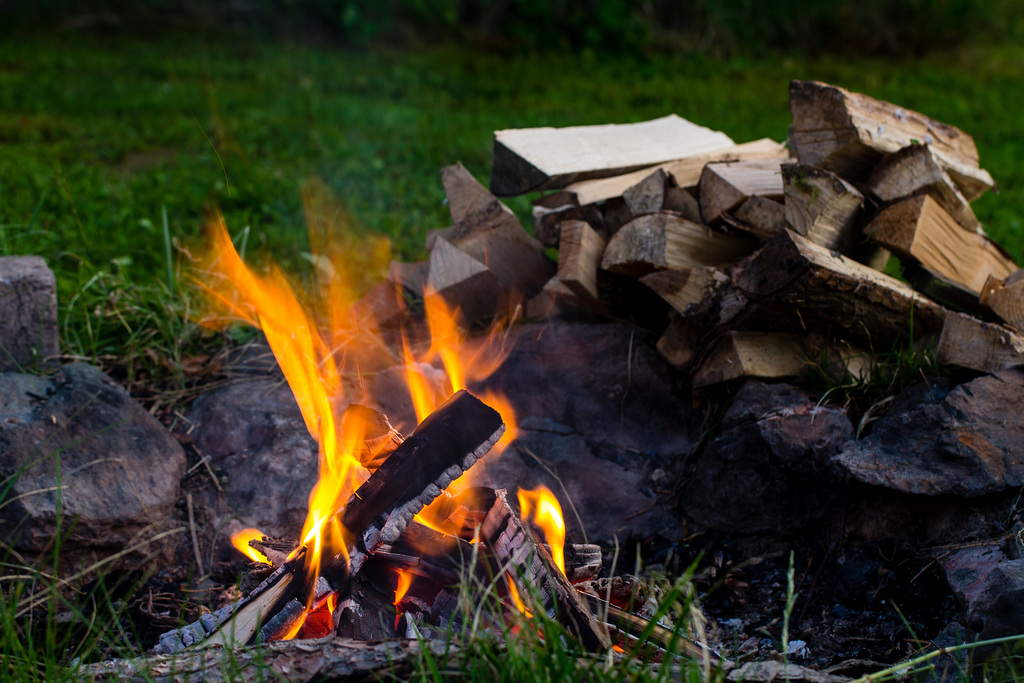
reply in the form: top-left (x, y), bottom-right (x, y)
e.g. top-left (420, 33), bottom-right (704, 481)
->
top-left (340, 403), bottom-right (405, 471)
top-left (258, 576), bottom-right (333, 642)
top-left (563, 138), bottom-right (789, 207)
top-left (789, 80), bottom-right (994, 199)
top-left (782, 163), bottom-right (864, 254)
top-left (580, 592), bottom-right (709, 661)
top-left (249, 537), bottom-right (299, 567)
top-left (864, 194), bottom-right (1016, 296)
top-left (480, 489), bottom-right (611, 651)
top-left (734, 229), bottom-right (947, 346)
top-left (867, 143), bottom-right (982, 234)
top-left (564, 544), bottom-right (603, 583)
top-left (490, 115), bottom-right (735, 196)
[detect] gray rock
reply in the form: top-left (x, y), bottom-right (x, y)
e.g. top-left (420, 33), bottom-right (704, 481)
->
top-left (834, 370), bottom-right (1024, 496)
top-left (967, 559), bottom-right (1024, 645)
top-left (0, 256), bottom-right (59, 371)
top-left (466, 320), bottom-right (695, 544)
top-left (683, 381), bottom-right (852, 534)
top-left (0, 363), bottom-right (185, 552)
top-left (187, 378), bottom-right (319, 544)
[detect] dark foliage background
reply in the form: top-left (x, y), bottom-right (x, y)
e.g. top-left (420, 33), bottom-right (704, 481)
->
top-left (3, 0), bottom-right (1022, 56)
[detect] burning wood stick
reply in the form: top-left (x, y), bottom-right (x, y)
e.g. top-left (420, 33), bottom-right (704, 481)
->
top-left (480, 489), bottom-right (611, 651)
top-left (157, 390), bottom-right (504, 653)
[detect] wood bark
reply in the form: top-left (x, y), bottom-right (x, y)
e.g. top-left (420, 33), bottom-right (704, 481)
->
top-left (693, 331), bottom-right (807, 388)
top-left (490, 115), bottom-right (735, 196)
top-left (640, 268), bottom-right (729, 317)
top-left (557, 220), bottom-right (606, 304)
top-left (733, 229), bottom-right (947, 346)
top-left (782, 163), bottom-right (864, 254)
top-left (600, 213), bottom-right (756, 277)
top-left (723, 195), bottom-right (787, 239)
top-left (864, 194), bottom-right (1016, 295)
top-left (789, 80), bottom-right (994, 199)
top-left (562, 138), bottom-right (789, 207)
top-left (531, 203), bottom-right (607, 248)
top-left (622, 168), bottom-right (669, 216)
top-left (866, 143), bottom-right (982, 233)
top-left (480, 489), bottom-right (611, 651)
top-left (935, 312), bottom-right (1024, 372)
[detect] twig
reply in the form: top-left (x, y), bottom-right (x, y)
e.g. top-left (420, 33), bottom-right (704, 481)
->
top-left (186, 493), bottom-right (205, 577)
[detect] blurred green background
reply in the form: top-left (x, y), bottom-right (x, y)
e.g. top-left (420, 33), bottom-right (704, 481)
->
top-left (0, 0), bottom-right (1022, 376)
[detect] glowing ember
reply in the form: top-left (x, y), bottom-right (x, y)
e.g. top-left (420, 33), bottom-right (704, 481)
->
top-left (518, 486), bottom-right (567, 576)
top-left (393, 568), bottom-right (415, 628)
top-left (230, 528), bottom-right (271, 565)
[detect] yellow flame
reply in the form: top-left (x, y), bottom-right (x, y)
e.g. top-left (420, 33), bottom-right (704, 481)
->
top-left (506, 576), bottom-right (533, 619)
top-left (518, 486), bottom-right (566, 576)
top-left (230, 528), bottom-right (271, 565)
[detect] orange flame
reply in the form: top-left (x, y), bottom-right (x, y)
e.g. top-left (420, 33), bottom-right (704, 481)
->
top-left (230, 528), bottom-right (271, 565)
top-left (506, 576), bottom-right (533, 619)
top-left (394, 568), bottom-right (415, 628)
top-left (195, 184), bottom-right (522, 635)
top-left (518, 486), bottom-right (566, 576)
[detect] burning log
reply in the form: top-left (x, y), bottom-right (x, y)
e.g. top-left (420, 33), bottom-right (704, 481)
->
top-left (158, 390), bottom-right (504, 653)
top-left (480, 489), bottom-right (611, 651)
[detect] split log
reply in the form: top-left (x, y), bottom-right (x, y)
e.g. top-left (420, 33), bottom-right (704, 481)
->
top-left (899, 260), bottom-right (995, 318)
top-left (789, 80), bottom-right (994, 199)
top-left (622, 168), bottom-right (669, 216)
top-left (562, 138), bottom-right (789, 207)
top-left (580, 593), bottom-right (708, 660)
top-left (640, 268), bottom-right (729, 317)
top-left (442, 162), bottom-right (526, 242)
top-left (722, 195), bottom-right (787, 239)
top-left (782, 163), bottom-right (864, 254)
top-left (389, 260), bottom-right (429, 300)
top-left (480, 489), bottom-right (611, 651)
top-left (734, 229), bottom-right (947, 345)
top-left (490, 114), bottom-right (735, 196)
top-left (425, 226), bottom-right (455, 250)
top-left (426, 237), bottom-right (503, 323)
top-left (866, 143), bottom-right (982, 233)
top-left (524, 276), bottom-right (585, 320)
top-left (693, 331), bottom-right (807, 388)
top-left (981, 272), bottom-right (1024, 332)
top-left (340, 403), bottom-right (405, 471)
top-left (348, 281), bottom-right (407, 331)
top-left (557, 220), bottom-right (606, 304)
top-left (455, 223), bottom-right (557, 302)
top-left (656, 313), bottom-right (699, 370)
top-left (600, 213), bottom-right (756, 277)
top-left (531, 203), bottom-right (608, 247)
top-left (864, 194), bottom-right (1016, 295)
top-left (935, 312), bottom-right (1024, 372)
top-left (699, 159), bottom-right (786, 226)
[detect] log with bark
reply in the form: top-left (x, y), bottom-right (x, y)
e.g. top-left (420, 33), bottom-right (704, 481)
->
top-left (692, 331), bottom-right (807, 388)
top-left (781, 163), bottom-right (864, 254)
top-left (556, 219), bottom-right (607, 307)
top-left (490, 115), bottom-right (735, 196)
top-left (789, 80), bottom-right (995, 199)
top-left (980, 271), bottom-right (1024, 332)
top-left (699, 159), bottom-right (786, 226)
top-left (935, 311), bottom-right (1024, 373)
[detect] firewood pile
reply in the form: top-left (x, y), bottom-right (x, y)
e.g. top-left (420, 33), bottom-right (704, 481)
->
top-left (376, 80), bottom-right (1024, 391)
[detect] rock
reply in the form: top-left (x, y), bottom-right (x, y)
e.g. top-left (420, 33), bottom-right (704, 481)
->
top-left (727, 660), bottom-right (850, 683)
top-left (834, 370), bottom-right (1024, 496)
top-left (0, 363), bottom-right (185, 553)
top-left (186, 378), bottom-right (319, 550)
top-left (0, 256), bottom-right (59, 371)
top-left (466, 320), bottom-right (695, 544)
top-left (940, 543), bottom-right (1009, 612)
top-left (967, 559), bottom-right (1024, 645)
top-left (682, 381), bottom-right (852, 534)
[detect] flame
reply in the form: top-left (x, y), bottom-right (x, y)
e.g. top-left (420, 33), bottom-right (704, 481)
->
top-left (230, 528), bottom-right (271, 565)
top-left (194, 182), bottom-right (523, 634)
top-left (393, 568), bottom-right (415, 628)
top-left (518, 486), bottom-right (566, 576)
top-left (506, 576), bottom-right (533, 619)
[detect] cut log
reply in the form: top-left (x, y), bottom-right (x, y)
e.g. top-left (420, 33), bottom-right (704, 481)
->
top-left (734, 229), bottom-right (947, 345)
top-left (524, 276), bottom-right (584, 321)
top-left (340, 403), bottom-right (405, 472)
top-left (622, 168), bottom-right (669, 216)
top-left (864, 194), bottom-right (1016, 295)
top-left (935, 312), bottom-right (1024, 372)
top-left (722, 195), bottom-right (787, 239)
top-left (426, 237), bottom-right (503, 323)
top-left (693, 331), bottom-right (807, 388)
top-left (789, 80), bottom-right (995, 199)
top-left (981, 273), bottom-right (1024, 332)
top-left (699, 159), bottom-right (786, 226)
top-left (557, 220), bottom-right (606, 304)
top-left (867, 144), bottom-right (982, 233)
top-left (442, 162), bottom-right (526, 242)
top-left (563, 138), bottom-right (789, 207)
top-left (782, 163), bottom-right (864, 253)
top-left (656, 313), bottom-right (699, 370)
top-left (531, 203), bottom-right (608, 247)
top-left (640, 267), bottom-right (729, 316)
top-left (456, 222), bottom-right (557, 301)
top-left (600, 213), bottom-right (756, 277)
top-left (898, 260), bottom-right (993, 318)
top-left (425, 226), bottom-right (455, 250)
top-left (490, 114), bottom-right (735, 196)
top-left (388, 260), bottom-right (429, 300)
top-left (480, 489), bottom-right (611, 651)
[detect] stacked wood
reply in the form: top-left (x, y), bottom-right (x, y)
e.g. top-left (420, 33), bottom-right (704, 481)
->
top-left (781, 163), bottom-right (864, 253)
top-left (692, 331), bottom-right (806, 388)
top-left (556, 219), bottom-right (607, 306)
top-left (698, 158), bottom-right (786, 226)
top-left (980, 271), bottom-right (1024, 332)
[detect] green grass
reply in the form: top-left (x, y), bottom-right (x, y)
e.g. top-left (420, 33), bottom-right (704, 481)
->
top-left (0, 33), bottom-right (1023, 375)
